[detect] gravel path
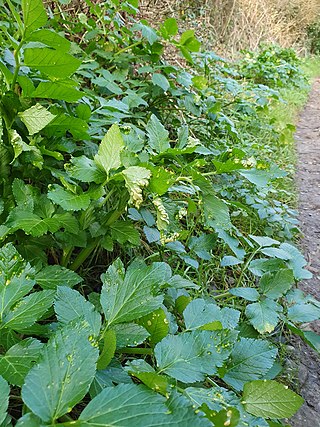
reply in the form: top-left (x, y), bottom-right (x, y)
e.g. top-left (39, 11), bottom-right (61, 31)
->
top-left (290, 79), bottom-right (320, 427)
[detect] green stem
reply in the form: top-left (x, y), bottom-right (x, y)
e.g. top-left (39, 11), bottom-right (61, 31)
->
top-left (11, 38), bottom-right (24, 91)
top-left (61, 246), bottom-right (74, 267)
top-left (114, 41), bottom-right (142, 56)
top-left (236, 247), bottom-right (260, 287)
top-left (117, 347), bottom-right (153, 355)
top-left (69, 241), bottom-right (97, 271)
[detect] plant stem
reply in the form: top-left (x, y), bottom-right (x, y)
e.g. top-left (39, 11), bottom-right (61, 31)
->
top-left (11, 38), bottom-right (24, 91)
top-left (236, 247), bottom-right (260, 287)
top-left (69, 241), bottom-right (97, 271)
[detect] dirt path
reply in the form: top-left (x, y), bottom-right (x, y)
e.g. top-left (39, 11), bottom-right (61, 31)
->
top-left (290, 79), bottom-right (320, 426)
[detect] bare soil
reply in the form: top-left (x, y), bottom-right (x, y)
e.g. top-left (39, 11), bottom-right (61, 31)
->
top-left (290, 79), bottom-right (320, 427)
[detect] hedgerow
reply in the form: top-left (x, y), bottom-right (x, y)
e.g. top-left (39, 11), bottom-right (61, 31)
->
top-left (0, 1), bottom-right (318, 426)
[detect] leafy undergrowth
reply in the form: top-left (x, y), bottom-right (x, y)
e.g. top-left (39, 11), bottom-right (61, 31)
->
top-left (0, 1), bottom-right (320, 426)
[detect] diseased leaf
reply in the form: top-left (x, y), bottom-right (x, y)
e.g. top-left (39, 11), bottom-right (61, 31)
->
top-left (137, 308), bottom-right (169, 345)
top-left (259, 269), bottom-right (294, 299)
top-left (155, 330), bottom-right (237, 383)
top-left (36, 265), bottom-right (82, 290)
top-left (66, 156), bottom-right (105, 183)
top-left (100, 259), bottom-right (165, 327)
top-left (243, 380), bottom-right (304, 419)
top-left (19, 104), bottom-right (56, 135)
top-left (97, 329), bottom-right (116, 370)
top-left (54, 287), bottom-right (101, 336)
top-left (6, 210), bottom-right (49, 237)
top-left (0, 338), bottom-right (43, 386)
top-left (94, 124), bottom-right (124, 175)
top-left (245, 299), bottom-right (281, 334)
top-left (224, 338), bottom-right (277, 391)
top-left (122, 166), bottom-right (151, 208)
top-left (22, 323), bottom-right (99, 423)
top-left (113, 323), bottom-right (150, 348)
top-left (24, 48), bottom-right (81, 78)
top-left (47, 184), bottom-right (91, 211)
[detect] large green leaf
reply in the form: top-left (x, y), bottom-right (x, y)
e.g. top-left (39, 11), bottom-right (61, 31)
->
top-left (66, 156), bottom-right (106, 183)
top-left (35, 265), bottom-right (82, 290)
top-left (243, 380), bottom-right (304, 419)
top-left (77, 383), bottom-right (209, 426)
top-left (203, 194), bottom-right (232, 230)
top-left (47, 184), bottom-right (91, 211)
top-left (0, 244), bottom-right (35, 321)
top-left (6, 210), bottom-right (49, 237)
top-left (137, 308), bottom-right (169, 345)
top-left (110, 221), bottom-right (140, 245)
top-left (94, 124), bottom-right (124, 175)
top-left (32, 81), bottom-right (83, 102)
top-left (245, 299), bottom-right (282, 334)
top-left (22, 0), bottom-right (47, 35)
top-left (24, 48), bottom-right (81, 78)
top-left (0, 338), bottom-right (43, 386)
top-left (155, 330), bottom-right (237, 383)
top-left (2, 290), bottom-right (55, 331)
top-left (0, 376), bottom-right (9, 425)
top-left (54, 286), bottom-right (101, 336)
top-left (22, 324), bottom-right (99, 423)
top-left (112, 323), bottom-right (150, 348)
top-left (146, 114), bottom-right (170, 153)
top-left (259, 269), bottom-right (294, 299)
top-left (15, 413), bottom-right (42, 427)
top-left (122, 166), bottom-right (151, 208)
top-left (224, 338), bottom-right (277, 390)
top-left (27, 29), bottom-right (71, 52)
top-left (19, 104), bottom-right (56, 135)
top-left (100, 259), bottom-right (165, 327)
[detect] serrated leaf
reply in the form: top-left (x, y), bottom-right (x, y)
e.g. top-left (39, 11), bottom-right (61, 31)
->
top-left (224, 338), bottom-right (277, 390)
top-left (0, 338), bottom-right (43, 386)
top-left (203, 194), bottom-right (232, 230)
top-left (66, 156), bottom-right (105, 183)
top-left (110, 221), bottom-right (140, 245)
top-left (47, 184), bottom-right (91, 211)
top-left (19, 104), bottom-right (56, 135)
top-left (183, 299), bottom-right (221, 331)
top-left (259, 269), bottom-right (294, 299)
top-left (155, 330), bottom-right (236, 383)
top-left (79, 383), bottom-right (208, 426)
top-left (24, 48), bottom-right (81, 78)
top-left (229, 287), bottom-right (260, 302)
top-left (122, 166), bottom-right (151, 209)
top-left (261, 247), bottom-right (292, 260)
top-left (113, 323), bottom-right (150, 348)
top-left (146, 114), bottom-right (170, 153)
top-left (3, 290), bottom-right (55, 331)
top-left (94, 124), bottom-right (124, 175)
top-left (32, 81), bottom-right (83, 102)
top-left (27, 29), bottom-right (71, 52)
top-left (35, 265), bottom-right (82, 290)
top-left (0, 376), bottom-right (9, 425)
top-left (22, 0), bottom-right (47, 35)
top-left (243, 380), bottom-right (304, 419)
top-left (100, 259), bottom-right (165, 327)
top-left (22, 324), bottom-right (99, 423)
top-left (137, 308), bottom-right (169, 345)
top-left (6, 210), bottom-right (49, 237)
top-left (245, 299), bottom-right (281, 334)
top-left (55, 287), bottom-right (101, 336)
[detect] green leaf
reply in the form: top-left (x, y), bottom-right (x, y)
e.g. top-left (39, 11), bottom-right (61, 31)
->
top-left (6, 210), bottom-right (49, 237)
top-left (47, 184), bottom-right (91, 211)
top-left (146, 114), bottom-right (170, 153)
top-left (22, 0), bottom-right (47, 35)
top-left (229, 287), bottom-right (260, 302)
top-left (259, 269), bottom-right (294, 299)
top-left (0, 338), bottom-right (43, 386)
top-left (66, 156), bottom-right (106, 183)
top-left (27, 29), bottom-right (71, 52)
top-left (245, 299), bottom-right (281, 334)
top-left (100, 259), bottom-right (165, 327)
top-left (161, 18), bottom-right (178, 37)
top-left (32, 81), bottom-right (83, 102)
top-left (152, 73), bottom-right (170, 91)
top-left (22, 323), bottom-right (99, 423)
top-left (239, 169), bottom-right (270, 187)
top-left (249, 235), bottom-right (280, 247)
top-left (97, 329), bottom-right (116, 370)
top-left (94, 124), bottom-right (124, 175)
top-left (155, 330), bottom-right (237, 383)
top-left (55, 287), bottom-right (101, 336)
top-left (137, 308), bottom-right (169, 345)
top-left (183, 299), bottom-right (222, 331)
top-left (0, 376), bottom-right (9, 425)
top-left (19, 104), bottom-right (56, 135)
top-left (2, 290), bottom-right (55, 331)
top-left (35, 265), bottom-right (82, 290)
top-left (122, 166), bottom-right (151, 208)
top-left (203, 194), bottom-right (232, 230)
top-left (113, 323), bottom-right (150, 348)
top-left (16, 413), bottom-right (42, 427)
top-left (110, 221), bottom-right (140, 245)
top-left (243, 380), bottom-right (304, 419)
top-left (130, 371), bottom-right (169, 396)
top-left (24, 48), bottom-right (81, 78)
top-left (79, 383), bottom-right (209, 426)
top-left (224, 338), bottom-right (278, 390)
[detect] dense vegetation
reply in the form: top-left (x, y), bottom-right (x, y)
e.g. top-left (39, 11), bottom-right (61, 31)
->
top-left (0, 0), bottom-right (319, 425)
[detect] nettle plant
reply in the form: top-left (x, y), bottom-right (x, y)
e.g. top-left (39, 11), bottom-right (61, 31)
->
top-left (0, 0), bottom-right (319, 425)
